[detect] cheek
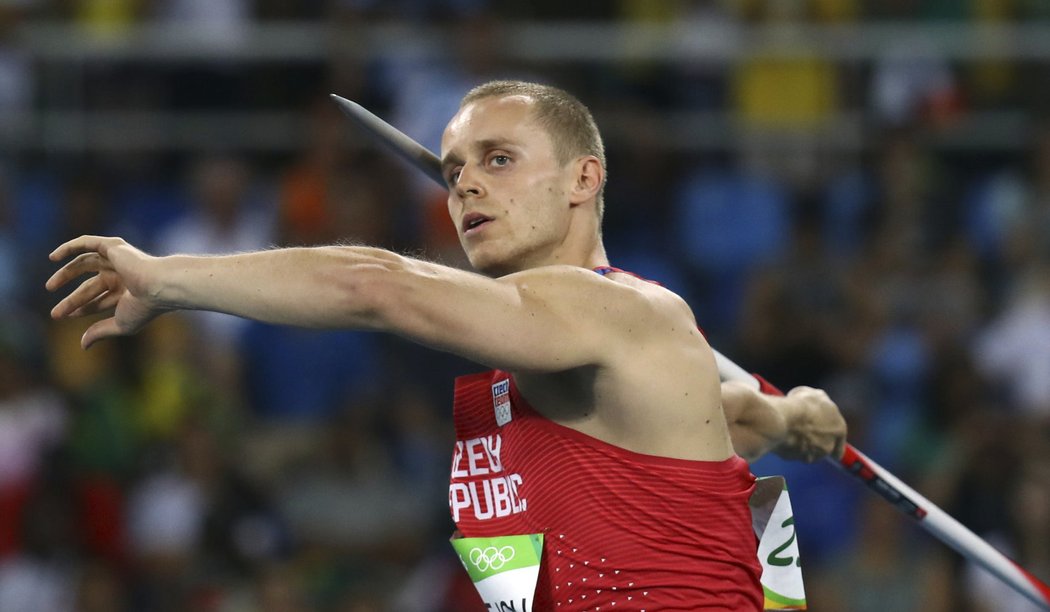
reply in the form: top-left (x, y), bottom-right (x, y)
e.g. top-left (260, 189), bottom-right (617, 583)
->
top-left (518, 203), bottom-right (565, 244)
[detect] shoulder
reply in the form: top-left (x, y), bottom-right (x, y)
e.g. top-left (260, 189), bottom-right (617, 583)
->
top-left (497, 265), bottom-right (658, 304)
top-left (499, 265), bottom-right (698, 337)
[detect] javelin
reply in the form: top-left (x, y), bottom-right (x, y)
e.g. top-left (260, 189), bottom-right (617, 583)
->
top-left (330, 93), bottom-right (1050, 610)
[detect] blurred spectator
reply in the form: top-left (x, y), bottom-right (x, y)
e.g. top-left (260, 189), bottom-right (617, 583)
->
top-left (127, 419), bottom-right (287, 610)
top-left (869, 34), bottom-right (962, 128)
top-left (237, 322), bottom-right (379, 422)
top-left (11, 165), bottom-right (64, 287)
top-left (386, 388), bottom-right (453, 499)
top-left (811, 495), bottom-right (952, 612)
top-left (156, 155), bottom-right (276, 346)
top-left (0, 441), bottom-right (125, 612)
top-left (822, 127), bottom-right (955, 265)
top-left (933, 407), bottom-right (1050, 610)
top-left (0, 311), bottom-right (68, 557)
top-left (278, 101), bottom-right (400, 249)
top-left (0, 474), bottom-right (78, 612)
top-left (973, 266), bottom-right (1050, 419)
top-left (104, 159), bottom-right (192, 249)
top-left (156, 155), bottom-right (274, 261)
top-left (965, 453), bottom-right (1050, 612)
top-left (0, 6), bottom-right (32, 148)
top-left (16, 169), bottom-right (123, 310)
top-left (391, 546), bottom-right (480, 611)
top-left (0, 167), bottom-right (19, 300)
top-left (966, 125), bottom-right (1050, 281)
top-left (249, 564), bottom-right (310, 612)
top-left (136, 314), bottom-right (231, 440)
top-left (735, 217), bottom-right (843, 388)
top-left (75, 560), bottom-right (128, 612)
top-left (833, 129), bottom-right (952, 468)
top-left (276, 404), bottom-right (430, 606)
top-left (919, 238), bottom-right (984, 351)
top-left (278, 97), bottom-right (357, 247)
top-left (49, 315), bottom-right (139, 472)
top-left (598, 105), bottom-right (691, 296)
top-left (672, 159), bottom-right (791, 337)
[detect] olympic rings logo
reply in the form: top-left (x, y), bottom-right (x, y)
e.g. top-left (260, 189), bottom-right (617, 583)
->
top-left (468, 546), bottom-right (516, 571)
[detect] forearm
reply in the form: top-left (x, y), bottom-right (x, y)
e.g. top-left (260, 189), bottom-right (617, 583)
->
top-left (155, 246), bottom-right (398, 328)
top-left (723, 381), bottom-right (847, 463)
top-left (721, 381), bottom-right (788, 462)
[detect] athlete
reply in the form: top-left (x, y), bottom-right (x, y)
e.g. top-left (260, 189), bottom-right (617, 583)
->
top-left (48, 81), bottom-right (846, 610)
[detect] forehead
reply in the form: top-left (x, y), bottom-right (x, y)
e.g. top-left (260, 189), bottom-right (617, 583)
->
top-left (441, 95), bottom-right (546, 156)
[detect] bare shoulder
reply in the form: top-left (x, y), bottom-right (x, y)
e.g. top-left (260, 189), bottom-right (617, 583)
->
top-left (497, 265), bottom-right (698, 336)
top-left (505, 267), bottom-right (728, 459)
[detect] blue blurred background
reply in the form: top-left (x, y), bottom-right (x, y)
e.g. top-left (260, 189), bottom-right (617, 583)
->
top-left (1, 1), bottom-right (1049, 610)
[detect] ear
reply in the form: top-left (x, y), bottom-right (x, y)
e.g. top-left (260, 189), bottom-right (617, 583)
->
top-left (567, 156), bottom-right (604, 207)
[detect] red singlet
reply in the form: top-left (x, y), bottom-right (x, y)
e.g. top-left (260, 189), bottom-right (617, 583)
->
top-left (449, 369), bottom-right (762, 611)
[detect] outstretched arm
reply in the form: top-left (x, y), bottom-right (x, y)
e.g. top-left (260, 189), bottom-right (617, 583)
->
top-left (722, 380), bottom-right (846, 463)
top-left (46, 236), bottom-right (659, 374)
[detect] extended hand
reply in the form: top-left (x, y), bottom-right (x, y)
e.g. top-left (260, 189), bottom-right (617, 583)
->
top-left (774, 386), bottom-right (847, 463)
top-left (46, 235), bottom-right (168, 349)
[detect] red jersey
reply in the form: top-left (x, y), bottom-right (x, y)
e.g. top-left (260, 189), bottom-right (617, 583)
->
top-left (449, 369), bottom-right (762, 611)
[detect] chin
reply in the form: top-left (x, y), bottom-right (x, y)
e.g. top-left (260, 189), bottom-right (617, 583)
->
top-left (466, 247), bottom-right (515, 277)
top-left (469, 256), bottom-right (509, 277)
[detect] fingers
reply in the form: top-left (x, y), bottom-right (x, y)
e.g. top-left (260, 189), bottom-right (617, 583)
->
top-left (780, 446), bottom-right (822, 464)
top-left (832, 438), bottom-right (847, 461)
top-left (807, 433), bottom-right (847, 463)
top-left (777, 428), bottom-right (845, 463)
top-left (48, 235), bottom-right (150, 351)
top-left (68, 290), bottom-right (121, 319)
top-left (797, 444), bottom-right (831, 464)
top-left (46, 252), bottom-right (113, 293)
top-left (49, 235), bottom-right (123, 263)
top-left (51, 273), bottom-right (111, 319)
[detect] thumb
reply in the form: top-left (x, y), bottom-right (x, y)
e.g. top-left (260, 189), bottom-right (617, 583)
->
top-left (82, 317), bottom-right (121, 350)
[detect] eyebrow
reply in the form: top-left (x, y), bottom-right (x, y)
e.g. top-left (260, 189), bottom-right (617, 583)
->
top-left (441, 137), bottom-right (518, 170)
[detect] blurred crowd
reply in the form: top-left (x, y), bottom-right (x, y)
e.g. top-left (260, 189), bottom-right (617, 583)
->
top-left (1, 0), bottom-right (1050, 611)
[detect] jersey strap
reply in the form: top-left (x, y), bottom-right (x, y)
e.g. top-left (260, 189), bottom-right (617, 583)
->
top-left (592, 265), bottom-right (662, 285)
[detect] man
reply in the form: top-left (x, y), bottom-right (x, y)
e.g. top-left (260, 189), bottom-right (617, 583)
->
top-left (48, 81), bottom-right (845, 610)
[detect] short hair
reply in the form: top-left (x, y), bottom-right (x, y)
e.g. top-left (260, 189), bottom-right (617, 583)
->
top-left (461, 80), bottom-right (607, 218)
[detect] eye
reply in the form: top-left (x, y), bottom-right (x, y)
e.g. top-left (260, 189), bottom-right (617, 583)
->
top-left (489, 154), bottom-right (511, 168)
top-left (446, 168), bottom-right (462, 186)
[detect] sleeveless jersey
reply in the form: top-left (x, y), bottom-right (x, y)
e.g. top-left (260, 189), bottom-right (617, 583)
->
top-left (449, 369), bottom-right (763, 611)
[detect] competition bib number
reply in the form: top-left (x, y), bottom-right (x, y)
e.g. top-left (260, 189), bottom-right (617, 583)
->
top-left (451, 533), bottom-right (544, 611)
top-left (751, 476), bottom-right (807, 610)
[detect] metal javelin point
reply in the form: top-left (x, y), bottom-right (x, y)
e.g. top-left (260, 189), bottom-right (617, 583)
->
top-left (330, 94), bottom-right (446, 187)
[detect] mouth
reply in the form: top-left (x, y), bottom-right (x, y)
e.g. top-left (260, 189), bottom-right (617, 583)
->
top-left (461, 212), bottom-right (493, 236)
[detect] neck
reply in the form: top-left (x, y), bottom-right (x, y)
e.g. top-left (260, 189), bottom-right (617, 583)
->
top-left (546, 205), bottom-right (609, 270)
top-left (483, 240), bottom-right (608, 277)
top-left (502, 210), bottom-right (609, 275)
top-left (582, 241), bottom-right (610, 270)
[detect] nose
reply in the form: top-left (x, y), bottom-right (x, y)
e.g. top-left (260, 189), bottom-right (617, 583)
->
top-left (455, 165), bottom-right (485, 199)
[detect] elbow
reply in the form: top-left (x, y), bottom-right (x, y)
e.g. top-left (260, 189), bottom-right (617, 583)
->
top-left (332, 254), bottom-right (409, 331)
